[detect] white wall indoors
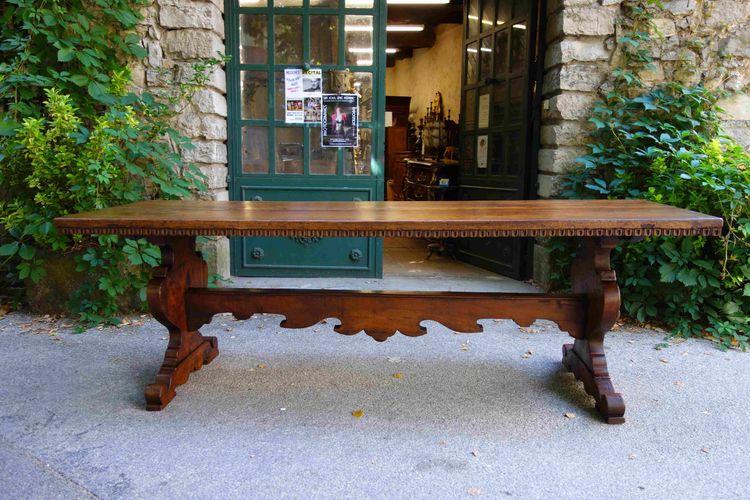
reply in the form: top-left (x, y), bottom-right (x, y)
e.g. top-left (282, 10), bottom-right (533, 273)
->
top-left (386, 24), bottom-right (463, 121)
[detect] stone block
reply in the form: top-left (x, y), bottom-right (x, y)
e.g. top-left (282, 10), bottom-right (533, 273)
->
top-left (163, 29), bottom-right (224, 60)
top-left (130, 61), bottom-right (147, 88)
top-left (542, 91), bottom-right (599, 121)
top-left (211, 189), bottom-right (230, 201)
top-left (175, 110), bottom-right (202, 138)
top-left (723, 123), bottom-right (750, 150)
top-left (541, 121), bottom-right (592, 146)
top-left (538, 146), bottom-right (589, 174)
top-left (147, 40), bottom-right (163, 67)
top-left (547, 0), bottom-right (599, 15)
top-left (637, 62), bottom-right (665, 85)
top-left (662, 0), bottom-right (698, 16)
top-left (182, 140), bottom-right (228, 164)
top-left (193, 89), bottom-right (228, 117)
top-left (532, 243), bottom-right (553, 291)
top-left (175, 63), bottom-right (227, 93)
top-left (545, 38), bottom-right (611, 68)
top-left (543, 63), bottom-right (603, 94)
top-left (201, 115), bottom-right (228, 140)
top-left (199, 164), bottom-right (228, 189)
top-left (548, 7), bottom-right (617, 40)
top-left (704, 1), bottom-right (750, 28)
top-left (537, 173), bottom-right (562, 198)
top-left (196, 235), bottom-right (230, 280)
top-left (651, 18), bottom-right (677, 38)
top-left (718, 94), bottom-right (750, 120)
top-left (719, 33), bottom-right (750, 58)
top-left (159, 2), bottom-right (223, 32)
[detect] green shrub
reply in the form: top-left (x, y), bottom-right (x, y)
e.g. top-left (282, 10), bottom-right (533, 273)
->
top-left (553, 1), bottom-right (750, 350)
top-left (0, 1), bottom-right (223, 324)
top-left (0, 83), bottom-right (208, 323)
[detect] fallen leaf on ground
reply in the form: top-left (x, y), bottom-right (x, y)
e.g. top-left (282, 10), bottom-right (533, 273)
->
top-left (387, 357), bottom-right (401, 364)
top-left (659, 358), bottom-right (669, 364)
top-left (460, 343), bottom-right (470, 352)
top-left (521, 350), bottom-right (533, 359)
top-left (467, 487), bottom-right (482, 496)
top-left (519, 327), bottom-right (539, 334)
top-left (0, 304), bottom-right (11, 318)
top-left (257, 363), bottom-right (267, 369)
top-left (471, 450), bottom-right (479, 457)
top-left (701, 447), bottom-right (710, 454)
top-left (564, 412), bottom-right (576, 419)
top-left (351, 409), bottom-right (364, 418)
top-left (628, 453), bottom-right (637, 460)
top-left (392, 373), bottom-right (403, 379)
top-left (674, 380), bottom-right (685, 387)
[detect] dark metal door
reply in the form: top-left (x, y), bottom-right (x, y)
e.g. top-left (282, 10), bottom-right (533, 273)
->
top-left (457, 0), bottom-right (544, 279)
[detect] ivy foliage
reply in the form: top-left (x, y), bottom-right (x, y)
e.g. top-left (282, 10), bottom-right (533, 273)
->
top-left (0, 1), bottom-right (222, 324)
top-left (0, 0), bottom-right (148, 124)
top-left (551, 1), bottom-right (750, 350)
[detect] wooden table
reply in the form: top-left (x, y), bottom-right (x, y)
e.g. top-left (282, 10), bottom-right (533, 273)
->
top-left (54, 200), bottom-right (723, 423)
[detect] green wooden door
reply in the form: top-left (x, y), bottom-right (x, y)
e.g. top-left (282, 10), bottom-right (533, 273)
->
top-left (226, 0), bottom-right (386, 277)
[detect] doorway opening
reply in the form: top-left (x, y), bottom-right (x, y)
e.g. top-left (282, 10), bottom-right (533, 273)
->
top-left (224, 0), bottom-right (543, 284)
top-left (383, 0), bottom-right (545, 282)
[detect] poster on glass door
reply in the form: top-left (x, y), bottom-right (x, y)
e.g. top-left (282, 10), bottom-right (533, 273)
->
top-left (321, 94), bottom-right (358, 148)
top-left (284, 68), bottom-right (322, 124)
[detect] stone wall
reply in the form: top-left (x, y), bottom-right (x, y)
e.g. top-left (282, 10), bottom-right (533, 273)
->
top-left (132, 0), bottom-right (230, 277)
top-left (534, 0), bottom-right (750, 285)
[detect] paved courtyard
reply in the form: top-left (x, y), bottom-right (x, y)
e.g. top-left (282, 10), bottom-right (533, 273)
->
top-left (1, 241), bottom-right (748, 499)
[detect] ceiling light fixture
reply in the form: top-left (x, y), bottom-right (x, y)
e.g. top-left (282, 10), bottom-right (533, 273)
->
top-left (512, 23), bottom-right (527, 29)
top-left (385, 48), bottom-right (399, 54)
top-left (386, 0), bottom-right (449, 4)
top-left (386, 24), bottom-right (424, 32)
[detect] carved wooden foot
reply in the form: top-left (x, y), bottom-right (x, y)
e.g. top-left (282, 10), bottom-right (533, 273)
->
top-left (145, 331), bottom-right (218, 411)
top-left (562, 341), bottom-right (625, 424)
top-left (144, 237), bottom-right (218, 411)
top-left (565, 237), bottom-right (626, 424)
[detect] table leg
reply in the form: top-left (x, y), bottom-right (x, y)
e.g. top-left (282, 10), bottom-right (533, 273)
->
top-left (562, 237), bottom-right (626, 424)
top-left (144, 237), bottom-right (218, 411)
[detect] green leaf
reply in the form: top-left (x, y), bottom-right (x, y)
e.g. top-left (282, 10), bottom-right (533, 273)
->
top-left (676, 268), bottom-right (698, 287)
top-left (18, 244), bottom-right (36, 261)
top-left (70, 74), bottom-right (90, 86)
top-left (659, 263), bottom-right (677, 283)
top-left (57, 47), bottom-right (75, 62)
top-left (0, 242), bottom-right (19, 257)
